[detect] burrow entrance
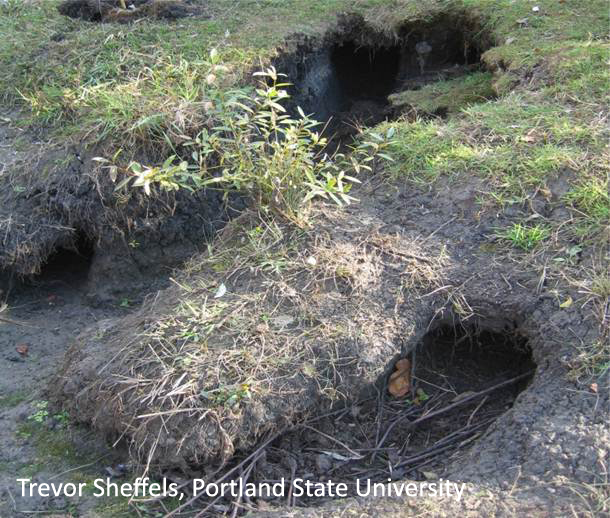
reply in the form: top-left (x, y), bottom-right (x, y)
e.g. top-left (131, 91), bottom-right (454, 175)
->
top-left (167, 315), bottom-right (535, 511)
top-left (275, 13), bottom-right (494, 141)
top-left (57, 0), bottom-right (201, 23)
top-left (33, 233), bottom-right (95, 287)
top-left (0, 232), bottom-right (95, 300)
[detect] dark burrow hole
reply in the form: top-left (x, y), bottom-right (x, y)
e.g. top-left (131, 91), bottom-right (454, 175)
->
top-left (275, 13), bottom-right (493, 142)
top-left (12, 233), bottom-right (95, 295)
top-left (57, 0), bottom-right (198, 23)
top-left (183, 318), bottom-right (535, 511)
top-left (414, 321), bottom-right (536, 396)
top-left (36, 234), bottom-right (94, 285)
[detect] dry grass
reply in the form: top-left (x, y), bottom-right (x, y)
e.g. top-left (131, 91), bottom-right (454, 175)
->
top-left (52, 208), bottom-right (449, 470)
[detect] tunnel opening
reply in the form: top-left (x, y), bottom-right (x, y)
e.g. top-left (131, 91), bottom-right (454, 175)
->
top-left (0, 232), bottom-right (95, 304)
top-left (35, 234), bottom-right (95, 286)
top-left (331, 42), bottom-right (401, 108)
top-left (275, 13), bottom-right (493, 142)
top-left (414, 320), bottom-right (535, 398)
top-left (20, 232), bottom-right (95, 293)
top-left (168, 315), bottom-right (536, 512)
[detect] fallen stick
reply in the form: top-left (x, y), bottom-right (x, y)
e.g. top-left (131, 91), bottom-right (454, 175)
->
top-left (376, 371), bottom-right (534, 451)
top-left (164, 433), bottom-right (279, 518)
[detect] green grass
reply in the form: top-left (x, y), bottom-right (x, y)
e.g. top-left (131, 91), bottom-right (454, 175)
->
top-left (378, 97), bottom-right (595, 199)
top-left (0, 3), bottom-right (608, 512)
top-left (16, 420), bottom-right (96, 467)
top-left (495, 223), bottom-right (550, 251)
top-left (0, 390), bottom-right (28, 408)
top-left (377, 1), bottom-right (607, 250)
top-left (388, 71), bottom-right (495, 115)
top-left (0, 1), bottom-right (606, 248)
top-left (0, 0), bottom-right (388, 134)
top-left (565, 178), bottom-right (610, 222)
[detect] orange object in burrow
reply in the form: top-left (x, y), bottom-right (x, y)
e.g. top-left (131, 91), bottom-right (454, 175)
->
top-left (388, 358), bottom-right (411, 398)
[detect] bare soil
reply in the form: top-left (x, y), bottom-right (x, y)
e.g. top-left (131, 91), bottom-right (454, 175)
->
top-left (57, 0), bottom-right (204, 23)
top-left (0, 249), bottom-right (123, 515)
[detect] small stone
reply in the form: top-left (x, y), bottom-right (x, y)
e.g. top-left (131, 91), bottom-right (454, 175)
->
top-left (315, 454), bottom-right (332, 473)
top-left (270, 314), bottom-right (294, 329)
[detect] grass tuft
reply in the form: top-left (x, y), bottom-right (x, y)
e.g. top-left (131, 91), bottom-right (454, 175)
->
top-left (389, 71), bottom-right (495, 116)
top-left (495, 223), bottom-right (550, 251)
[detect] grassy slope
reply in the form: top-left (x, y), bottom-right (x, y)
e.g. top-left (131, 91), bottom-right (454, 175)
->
top-left (0, 1), bottom-right (606, 198)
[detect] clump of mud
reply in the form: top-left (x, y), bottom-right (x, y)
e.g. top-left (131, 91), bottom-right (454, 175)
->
top-left (274, 13), bottom-right (493, 140)
top-left (57, 0), bottom-right (203, 23)
top-left (48, 210), bottom-right (451, 472)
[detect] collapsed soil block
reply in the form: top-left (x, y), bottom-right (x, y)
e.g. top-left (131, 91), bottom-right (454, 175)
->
top-left (274, 12), bottom-right (493, 139)
top-left (217, 315), bottom-right (537, 501)
top-left (49, 211), bottom-right (451, 470)
top-left (57, 0), bottom-right (202, 23)
top-left (0, 144), bottom-right (243, 301)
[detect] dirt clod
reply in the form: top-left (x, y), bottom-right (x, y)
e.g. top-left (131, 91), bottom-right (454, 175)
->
top-left (57, 0), bottom-right (204, 23)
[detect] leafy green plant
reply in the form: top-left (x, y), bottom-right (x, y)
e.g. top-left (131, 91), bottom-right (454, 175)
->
top-left (200, 382), bottom-right (251, 408)
top-left (109, 56), bottom-right (394, 220)
top-left (27, 401), bottom-right (69, 427)
top-left (496, 223), bottom-right (550, 250)
top-left (55, 411), bottom-right (70, 427)
top-left (28, 400), bottom-right (49, 423)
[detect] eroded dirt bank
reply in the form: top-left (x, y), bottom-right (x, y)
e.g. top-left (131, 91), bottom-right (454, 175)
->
top-left (43, 172), bottom-right (608, 516)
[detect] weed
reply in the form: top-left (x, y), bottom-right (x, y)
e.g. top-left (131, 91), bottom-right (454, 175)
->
top-left (552, 245), bottom-right (583, 266)
top-left (574, 267), bottom-right (610, 328)
top-left (110, 63), bottom-right (394, 220)
top-left (0, 390), bottom-right (27, 408)
top-left (564, 177), bottom-right (610, 238)
top-left (559, 460), bottom-right (610, 516)
top-left (28, 400), bottom-right (50, 423)
top-left (200, 382), bottom-right (252, 409)
top-left (568, 339), bottom-right (610, 385)
top-left (27, 400), bottom-right (71, 427)
top-left (495, 223), bottom-right (550, 251)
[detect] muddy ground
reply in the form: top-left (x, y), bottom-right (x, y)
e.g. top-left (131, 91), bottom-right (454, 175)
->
top-left (0, 259), bottom-right (124, 515)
